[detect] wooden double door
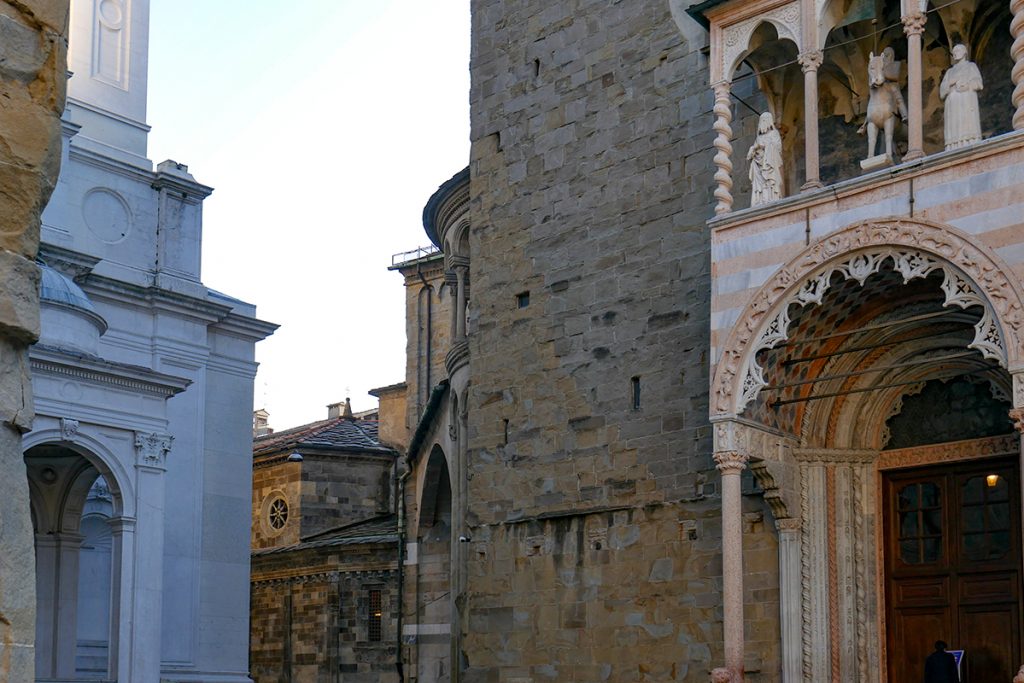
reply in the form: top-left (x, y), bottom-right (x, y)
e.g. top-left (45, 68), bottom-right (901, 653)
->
top-left (885, 457), bottom-right (1023, 682)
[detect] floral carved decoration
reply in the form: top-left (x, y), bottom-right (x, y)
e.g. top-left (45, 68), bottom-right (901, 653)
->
top-left (711, 219), bottom-right (1024, 417)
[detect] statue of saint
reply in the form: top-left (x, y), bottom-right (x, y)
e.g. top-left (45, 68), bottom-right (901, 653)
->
top-left (747, 112), bottom-right (784, 206)
top-left (939, 44), bottom-right (983, 150)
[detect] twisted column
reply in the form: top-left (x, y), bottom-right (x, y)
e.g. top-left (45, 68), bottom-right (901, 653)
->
top-left (798, 51), bottom-right (824, 189)
top-left (1013, 0), bottom-right (1024, 130)
top-left (903, 13), bottom-right (926, 160)
top-left (713, 81), bottom-right (734, 214)
top-left (715, 449), bottom-right (749, 680)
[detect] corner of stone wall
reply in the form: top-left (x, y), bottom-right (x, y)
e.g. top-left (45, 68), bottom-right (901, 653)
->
top-left (0, 1), bottom-right (69, 679)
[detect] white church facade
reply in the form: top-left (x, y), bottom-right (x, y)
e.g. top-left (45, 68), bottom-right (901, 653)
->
top-left (24, 1), bottom-right (276, 681)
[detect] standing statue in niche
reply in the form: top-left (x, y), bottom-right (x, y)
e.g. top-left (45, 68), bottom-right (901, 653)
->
top-left (939, 44), bottom-right (983, 150)
top-left (747, 112), bottom-right (784, 206)
top-left (859, 47), bottom-right (908, 170)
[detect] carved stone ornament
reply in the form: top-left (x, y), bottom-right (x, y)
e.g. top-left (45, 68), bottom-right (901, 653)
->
top-left (1013, 0), bottom-right (1024, 130)
top-left (901, 12), bottom-right (926, 36)
top-left (60, 417), bottom-right (79, 442)
top-left (711, 219), bottom-right (1024, 417)
top-left (1014, 663), bottom-right (1024, 683)
top-left (134, 431), bottom-right (173, 468)
top-left (878, 433), bottom-right (1018, 469)
top-left (1010, 408), bottom-right (1024, 434)
top-left (713, 450), bottom-right (749, 474)
top-left (720, 1), bottom-right (802, 80)
top-left (798, 50), bottom-right (823, 73)
top-left (710, 667), bottom-right (735, 683)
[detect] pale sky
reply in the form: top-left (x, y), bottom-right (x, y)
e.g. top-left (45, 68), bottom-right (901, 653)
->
top-left (146, 1), bottom-right (471, 429)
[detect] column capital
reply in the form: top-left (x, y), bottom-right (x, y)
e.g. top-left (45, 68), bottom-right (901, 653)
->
top-left (798, 50), bottom-right (823, 73)
top-left (902, 12), bottom-right (927, 36)
top-left (714, 450), bottom-right (749, 475)
top-left (776, 517), bottom-right (802, 533)
top-left (134, 431), bottom-right (173, 470)
top-left (1010, 408), bottom-right (1024, 434)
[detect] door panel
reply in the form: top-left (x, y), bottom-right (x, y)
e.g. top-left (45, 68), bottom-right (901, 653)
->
top-left (884, 457), bottom-right (1022, 682)
top-left (960, 605), bottom-right (1016, 682)
top-left (890, 608), bottom-right (953, 683)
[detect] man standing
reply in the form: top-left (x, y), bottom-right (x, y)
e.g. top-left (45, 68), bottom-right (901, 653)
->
top-left (924, 641), bottom-right (960, 683)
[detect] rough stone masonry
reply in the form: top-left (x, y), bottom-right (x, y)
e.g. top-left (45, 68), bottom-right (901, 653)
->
top-left (0, 1), bottom-right (68, 680)
top-left (463, 1), bottom-right (779, 681)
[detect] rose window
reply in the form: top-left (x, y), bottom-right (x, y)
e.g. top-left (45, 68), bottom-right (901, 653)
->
top-left (267, 497), bottom-right (288, 530)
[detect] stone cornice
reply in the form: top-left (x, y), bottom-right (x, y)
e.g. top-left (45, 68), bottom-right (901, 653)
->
top-left (30, 345), bottom-right (191, 398)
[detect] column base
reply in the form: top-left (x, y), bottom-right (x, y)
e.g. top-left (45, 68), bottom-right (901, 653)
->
top-left (903, 150), bottom-right (925, 162)
top-left (800, 180), bottom-right (823, 192)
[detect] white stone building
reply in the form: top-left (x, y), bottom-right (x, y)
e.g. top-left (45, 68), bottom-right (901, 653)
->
top-left (23, 1), bottom-right (277, 681)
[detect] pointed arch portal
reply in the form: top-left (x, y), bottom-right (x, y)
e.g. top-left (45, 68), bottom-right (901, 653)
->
top-left (710, 218), bottom-right (1024, 682)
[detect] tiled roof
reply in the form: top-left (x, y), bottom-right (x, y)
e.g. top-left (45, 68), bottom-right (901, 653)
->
top-left (251, 515), bottom-right (398, 557)
top-left (253, 417), bottom-right (392, 457)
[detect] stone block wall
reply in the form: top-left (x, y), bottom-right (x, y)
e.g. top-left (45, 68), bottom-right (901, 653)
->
top-left (298, 454), bottom-right (395, 537)
top-left (397, 255), bottom-right (452, 432)
top-left (464, 0), bottom-right (781, 680)
top-left (250, 545), bottom-right (399, 683)
top-left (0, 1), bottom-right (68, 679)
top-left (252, 459), bottom-right (302, 550)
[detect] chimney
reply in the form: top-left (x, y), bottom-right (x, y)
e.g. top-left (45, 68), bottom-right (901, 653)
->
top-left (327, 398), bottom-right (354, 420)
top-left (253, 409), bottom-right (272, 437)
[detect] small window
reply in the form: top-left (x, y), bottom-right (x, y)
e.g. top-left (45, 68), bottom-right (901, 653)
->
top-left (368, 589), bottom-right (383, 642)
top-left (631, 376), bottom-right (641, 410)
top-left (516, 291), bottom-right (530, 308)
top-left (267, 497), bottom-right (288, 530)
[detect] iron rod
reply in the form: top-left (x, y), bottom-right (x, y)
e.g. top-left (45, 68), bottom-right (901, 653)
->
top-left (776, 310), bottom-right (962, 348)
top-left (769, 364), bottom-right (996, 407)
top-left (782, 325), bottom-right (972, 365)
top-left (764, 350), bottom-right (977, 392)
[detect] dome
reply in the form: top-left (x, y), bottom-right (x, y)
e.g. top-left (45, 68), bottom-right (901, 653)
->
top-left (39, 264), bottom-right (99, 315)
top-left (38, 263), bottom-right (107, 353)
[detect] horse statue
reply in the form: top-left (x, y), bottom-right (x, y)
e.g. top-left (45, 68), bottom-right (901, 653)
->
top-left (858, 47), bottom-right (907, 164)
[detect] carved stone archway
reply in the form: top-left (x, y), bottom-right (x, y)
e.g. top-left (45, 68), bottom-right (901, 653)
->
top-left (711, 218), bottom-right (1024, 421)
top-left (710, 217), bottom-right (1024, 682)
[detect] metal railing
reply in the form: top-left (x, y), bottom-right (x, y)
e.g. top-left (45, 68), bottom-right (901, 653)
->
top-left (391, 244), bottom-right (440, 266)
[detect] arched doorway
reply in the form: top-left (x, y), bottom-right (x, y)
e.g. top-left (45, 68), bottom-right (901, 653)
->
top-left (25, 443), bottom-right (123, 682)
top-left (416, 446), bottom-right (453, 683)
top-left (710, 219), bottom-right (1024, 681)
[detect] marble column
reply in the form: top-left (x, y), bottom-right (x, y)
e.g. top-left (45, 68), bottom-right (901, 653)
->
top-left (776, 518), bottom-right (803, 683)
top-left (715, 450), bottom-right (749, 680)
top-left (798, 51), bottom-right (824, 189)
top-left (1012, 0), bottom-right (1024, 130)
top-left (712, 81), bottom-right (734, 214)
top-left (903, 13), bottom-right (927, 161)
top-left (131, 432), bottom-right (172, 682)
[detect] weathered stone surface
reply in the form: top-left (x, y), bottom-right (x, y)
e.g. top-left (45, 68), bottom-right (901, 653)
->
top-left (462, 1), bottom-right (781, 679)
top-left (0, 422), bottom-right (37, 681)
top-left (0, 252), bottom-right (40, 346)
top-left (0, 1), bottom-right (68, 679)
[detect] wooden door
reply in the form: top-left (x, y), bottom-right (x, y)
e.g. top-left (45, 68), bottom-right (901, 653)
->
top-left (885, 457), bottom-right (1022, 682)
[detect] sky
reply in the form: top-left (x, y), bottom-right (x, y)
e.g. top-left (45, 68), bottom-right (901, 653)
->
top-left (146, 1), bottom-right (471, 429)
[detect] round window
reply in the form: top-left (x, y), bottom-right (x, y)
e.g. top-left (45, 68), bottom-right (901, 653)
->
top-left (265, 495), bottom-right (289, 532)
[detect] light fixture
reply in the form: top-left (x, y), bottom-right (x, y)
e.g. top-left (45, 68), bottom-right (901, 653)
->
top-left (986, 474), bottom-right (1000, 488)
top-left (287, 452), bottom-right (303, 462)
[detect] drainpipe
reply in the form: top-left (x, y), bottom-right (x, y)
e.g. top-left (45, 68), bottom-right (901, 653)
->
top-left (395, 452), bottom-right (412, 683)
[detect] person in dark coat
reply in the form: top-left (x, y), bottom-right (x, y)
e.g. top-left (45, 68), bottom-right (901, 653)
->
top-left (923, 640), bottom-right (960, 683)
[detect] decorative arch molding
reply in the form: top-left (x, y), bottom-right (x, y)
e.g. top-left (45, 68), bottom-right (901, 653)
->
top-left (23, 427), bottom-right (136, 519)
top-left (711, 218), bottom-right (1024, 419)
top-left (718, 1), bottom-right (803, 82)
